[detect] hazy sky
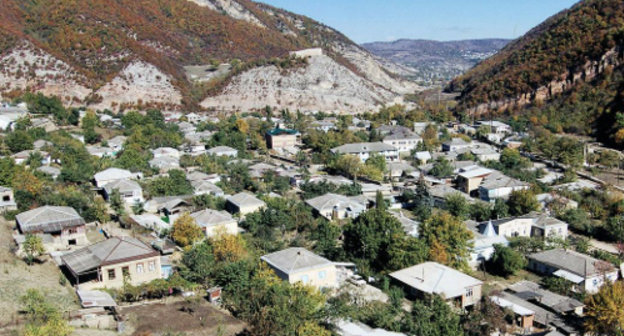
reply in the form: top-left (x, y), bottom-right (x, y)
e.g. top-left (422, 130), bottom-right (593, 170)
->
top-left (260, 0), bottom-right (579, 43)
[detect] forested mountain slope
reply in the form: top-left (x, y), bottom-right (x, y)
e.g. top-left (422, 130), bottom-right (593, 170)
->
top-left (448, 0), bottom-right (624, 145)
top-left (0, 0), bottom-right (417, 113)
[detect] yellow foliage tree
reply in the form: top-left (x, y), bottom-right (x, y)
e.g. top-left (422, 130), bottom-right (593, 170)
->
top-left (13, 169), bottom-right (43, 195)
top-left (585, 281), bottom-right (624, 335)
top-left (236, 118), bottom-right (250, 134)
top-left (429, 239), bottom-right (449, 265)
top-left (210, 231), bottom-right (247, 262)
top-left (171, 213), bottom-right (203, 247)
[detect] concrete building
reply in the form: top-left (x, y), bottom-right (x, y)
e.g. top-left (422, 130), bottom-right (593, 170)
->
top-left (191, 209), bottom-right (238, 238)
top-left (528, 249), bottom-right (618, 293)
top-left (0, 186), bottom-right (17, 212)
top-left (442, 138), bottom-right (472, 152)
top-left (225, 192), bottom-right (266, 216)
top-left (390, 262), bottom-right (482, 309)
top-left (102, 179), bottom-right (144, 204)
top-left (266, 128), bottom-right (299, 149)
top-left (305, 193), bottom-right (367, 220)
top-left (261, 247), bottom-right (338, 289)
top-left (382, 129), bottom-right (421, 154)
top-left (61, 236), bottom-right (162, 290)
top-left (16, 206), bottom-right (88, 250)
top-left (331, 142), bottom-right (399, 162)
top-left (207, 145), bottom-right (238, 157)
top-left (465, 220), bottom-right (509, 267)
top-left (94, 168), bottom-right (142, 188)
top-left (478, 171), bottom-right (530, 202)
top-left (456, 167), bottom-right (494, 194)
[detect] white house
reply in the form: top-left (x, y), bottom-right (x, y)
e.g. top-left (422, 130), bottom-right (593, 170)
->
top-left (207, 146), bottom-right (238, 157)
top-left (442, 138), bottom-right (472, 152)
top-left (103, 179), bottom-right (144, 204)
top-left (382, 130), bottom-right (422, 154)
top-left (305, 193), bottom-right (367, 220)
top-left (94, 168), bottom-right (142, 188)
top-left (331, 142), bottom-right (399, 162)
top-left (151, 147), bottom-right (180, 159)
top-left (478, 171), bottom-right (530, 202)
top-left (477, 120), bottom-right (512, 134)
top-left (191, 209), bottom-right (238, 238)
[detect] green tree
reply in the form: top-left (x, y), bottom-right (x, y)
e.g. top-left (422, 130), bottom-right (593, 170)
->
top-left (585, 281), bottom-right (624, 336)
top-left (20, 289), bottom-right (72, 336)
top-left (507, 189), bottom-right (539, 216)
top-left (429, 157), bottom-right (454, 178)
top-left (487, 244), bottom-right (527, 277)
top-left (444, 193), bottom-right (471, 219)
top-left (5, 130), bottom-right (34, 153)
top-left (81, 111), bottom-right (99, 144)
top-left (420, 212), bottom-right (473, 270)
top-left (404, 296), bottom-right (464, 336)
top-left (23, 234), bottom-right (45, 265)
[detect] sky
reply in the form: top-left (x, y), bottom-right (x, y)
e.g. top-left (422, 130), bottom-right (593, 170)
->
top-left (260, 0), bottom-right (579, 43)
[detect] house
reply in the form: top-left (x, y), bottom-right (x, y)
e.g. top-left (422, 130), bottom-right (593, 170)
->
top-left (176, 121), bottom-right (196, 134)
top-left (94, 168), bottom-right (142, 188)
top-left (413, 122), bottom-right (434, 135)
top-left (266, 128), bottom-right (299, 149)
top-left (531, 214), bottom-right (568, 239)
top-left (429, 185), bottom-right (472, 207)
top-left (61, 236), bottom-right (162, 290)
top-left (129, 214), bottom-right (171, 234)
top-left (414, 151), bottom-right (432, 165)
top-left (33, 139), bottom-right (53, 151)
top-left (470, 146), bottom-right (500, 162)
top-left (149, 156), bottom-right (180, 172)
top-left (86, 145), bottom-right (115, 158)
top-left (261, 247), bottom-right (338, 289)
top-left (36, 166), bottom-right (61, 180)
top-left (478, 171), bottom-right (530, 202)
top-left (305, 193), bottom-right (367, 220)
top-left (336, 320), bottom-right (407, 336)
top-left (536, 193), bottom-right (578, 211)
top-left (389, 262), bottom-right (483, 309)
top-left (0, 186), bottom-right (17, 212)
top-left (477, 120), bottom-right (512, 134)
top-left (382, 129), bottom-right (421, 154)
top-left (508, 280), bottom-right (585, 316)
top-left (465, 220), bottom-right (508, 267)
top-left (145, 196), bottom-right (191, 223)
top-left (475, 216), bottom-right (534, 238)
top-left (331, 142), bottom-right (399, 162)
top-left (528, 249), bottom-right (618, 293)
top-left (151, 147), bottom-right (180, 159)
top-left (186, 171), bottom-right (221, 184)
top-left (489, 294), bottom-right (536, 332)
top-left (11, 150), bottom-right (50, 165)
top-left (442, 138), bottom-right (472, 152)
top-left (248, 162), bottom-right (279, 179)
top-left (387, 161), bottom-right (415, 179)
top-left (185, 112), bottom-right (204, 124)
top-left (391, 211), bottom-right (419, 237)
top-left (16, 206), bottom-right (88, 250)
top-left (107, 135), bottom-right (126, 152)
top-left (311, 120), bottom-right (336, 132)
top-left (226, 192), bottom-right (266, 215)
top-left (191, 180), bottom-right (224, 197)
top-left (207, 145), bottom-right (238, 157)
top-left (0, 104), bottom-right (27, 129)
top-left (456, 167), bottom-right (493, 194)
top-left (103, 179), bottom-right (144, 204)
top-left (30, 117), bottom-right (57, 132)
top-left (191, 209), bottom-right (238, 238)
top-left (184, 137), bottom-right (206, 156)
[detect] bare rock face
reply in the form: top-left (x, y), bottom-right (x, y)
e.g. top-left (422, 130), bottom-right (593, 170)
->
top-left (201, 54), bottom-right (401, 114)
top-left (186, 0), bottom-right (266, 28)
top-left (90, 61), bottom-right (182, 110)
top-left (0, 43), bottom-right (90, 104)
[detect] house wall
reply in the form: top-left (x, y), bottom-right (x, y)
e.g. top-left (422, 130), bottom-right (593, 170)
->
top-left (498, 218), bottom-right (533, 237)
top-left (460, 284), bottom-right (482, 308)
top-left (382, 138), bottom-right (421, 153)
top-left (458, 176), bottom-right (486, 193)
top-left (288, 265), bottom-right (338, 289)
top-left (205, 221), bottom-right (239, 238)
top-left (584, 271), bottom-right (619, 293)
top-left (89, 256), bottom-right (162, 290)
top-left (268, 134), bottom-right (297, 149)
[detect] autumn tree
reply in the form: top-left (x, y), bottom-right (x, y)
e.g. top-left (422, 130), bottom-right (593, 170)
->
top-left (585, 281), bottom-right (624, 336)
top-left (171, 213), bottom-right (203, 247)
top-left (420, 212), bottom-right (473, 270)
top-left (210, 232), bottom-right (247, 263)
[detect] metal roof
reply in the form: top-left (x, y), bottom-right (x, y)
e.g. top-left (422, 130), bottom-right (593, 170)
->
top-left (261, 247), bottom-right (333, 275)
top-left (16, 206), bottom-right (85, 233)
top-left (389, 262), bottom-right (482, 299)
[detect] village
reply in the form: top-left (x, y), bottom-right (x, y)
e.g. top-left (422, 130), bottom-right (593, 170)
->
top-left (0, 95), bottom-right (623, 336)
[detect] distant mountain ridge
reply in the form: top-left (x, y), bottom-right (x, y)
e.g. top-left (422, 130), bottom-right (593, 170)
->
top-left (362, 38), bottom-right (510, 86)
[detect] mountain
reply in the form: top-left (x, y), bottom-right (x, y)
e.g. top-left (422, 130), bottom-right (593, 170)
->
top-left (362, 39), bottom-right (510, 86)
top-left (0, 0), bottom-right (418, 113)
top-left (447, 0), bottom-right (624, 145)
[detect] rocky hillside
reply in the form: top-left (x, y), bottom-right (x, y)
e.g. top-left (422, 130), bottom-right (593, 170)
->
top-left (0, 0), bottom-right (418, 113)
top-left (447, 0), bottom-right (624, 145)
top-left (363, 39), bottom-right (509, 86)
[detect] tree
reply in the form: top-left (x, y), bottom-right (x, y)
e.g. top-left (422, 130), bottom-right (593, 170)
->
top-left (462, 298), bottom-right (508, 336)
top-left (403, 296), bottom-right (464, 336)
top-left (491, 198), bottom-right (509, 219)
top-left (109, 189), bottom-right (125, 217)
top-left (487, 244), bottom-right (527, 277)
top-left (445, 193), bottom-right (471, 219)
top-left (500, 148), bottom-right (529, 169)
top-left (331, 154), bottom-right (363, 180)
top-left (5, 130), bottom-right (34, 153)
top-left (585, 281), bottom-right (624, 336)
top-left (420, 212), bottom-right (473, 270)
top-left (81, 111), bottom-right (100, 144)
top-left (23, 234), bottom-right (45, 265)
top-left (171, 213), bottom-right (203, 247)
top-left (507, 189), bottom-right (539, 216)
top-left (387, 236), bottom-right (429, 271)
top-left (210, 233), bottom-right (247, 263)
top-left (429, 157), bottom-right (453, 178)
top-left (20, 289), bottom-right (72, 336)
top-left (366, 153), bottom-right (387, 174)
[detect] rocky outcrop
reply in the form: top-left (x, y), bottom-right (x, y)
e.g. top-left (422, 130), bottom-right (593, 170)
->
top-left (186, 0), bottom-right (266, 28)
top-left (0, 43), bottom-right (90, 104)
top-left (201, 54), bottom-right (403, 114)
top-left (466, 47), bottom-right (623, 116)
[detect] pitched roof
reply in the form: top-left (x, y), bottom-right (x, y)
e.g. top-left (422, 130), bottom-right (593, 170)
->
top-left (480, 171), bottom-right (528, 190)
top-left (305, 193), bottom-right (366, 213)
top-left (191, 209), bottom-right (235, 228)
top-left (389, 262), bottom-right (482, 299)
top-left (62, 236), bottom-right (158, 275)
top-left (94, 168), bottom-right (134, 182)
top-left (227, 192), bottom-right (265, 208)
top-left (261, 247), bottom-right (333, 275)
top-left (16, 206), bottom-right (85, 233)
top-left (207, 146), bottom-right (238, 154)
top-left (528, 249), bottom-right (615, 277)
top-left (103, 179), bottom-right (142, 194)
top-left (331, 142), bottom-right (397, 154)
top-left (191, 180), bottom-right (223, 194)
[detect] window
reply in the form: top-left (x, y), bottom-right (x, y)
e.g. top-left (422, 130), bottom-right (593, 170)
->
top-left (318, 271), bottom-right (326, 279)
top-left (122, 266), bottom-right (130, 277)
top-left (466, 288), bottom-right (473, 297)
top-left (301, 275), bottom-right (309, 284)
top-left (136, 263), bottom-right (144, 273)
top-left (148, 261), bottom-right (155, 272)
top-left (108, 269), bottom-right (116, 280)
